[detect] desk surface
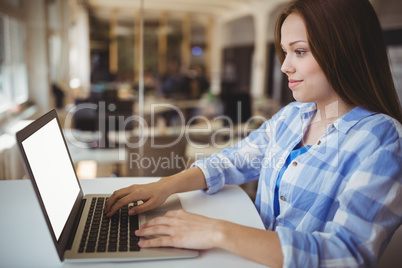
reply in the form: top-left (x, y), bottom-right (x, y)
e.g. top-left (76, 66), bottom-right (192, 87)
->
top-left (0, 178), bottom-right (266, 268)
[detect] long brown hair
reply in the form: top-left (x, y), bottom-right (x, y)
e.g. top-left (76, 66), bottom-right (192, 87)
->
top-left (275, 0), bottom-right (402, 124)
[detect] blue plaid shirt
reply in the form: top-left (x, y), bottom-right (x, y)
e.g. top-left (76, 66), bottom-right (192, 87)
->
top-left (193, 102), bottom-right (402, 268)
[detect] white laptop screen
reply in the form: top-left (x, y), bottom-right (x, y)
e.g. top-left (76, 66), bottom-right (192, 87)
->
top-left (22, 118), bottom-right (80, 240)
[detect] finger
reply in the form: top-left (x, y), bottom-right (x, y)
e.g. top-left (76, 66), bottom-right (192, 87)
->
top-left (105, 194), bottom-right (125, 216)
top-left (164, 209), bottom-right (186, 217)
top-left (104, 188), bottom-right (130, 213)
top-left (104, 192), bottom-right (116, 213)
top-left (136, 225), bottom-right (174, 237)
top-left (130, 199), bottom-right (156, 215)
top-left (138, 236), bottom-right (174, 248)
top-left (106, 193), bottom-right (136, 217)
top-left (139, 216), bottom-right (175, 231)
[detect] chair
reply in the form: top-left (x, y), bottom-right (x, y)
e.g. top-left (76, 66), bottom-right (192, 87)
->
top-left (72, 88), bottom-right (134, 148)
top-left (220, 92), bottom-right (252, 126)
top-left (126, 135), bottom-right (187, 177)
top-left (378, 224), bottom-right (402, 267)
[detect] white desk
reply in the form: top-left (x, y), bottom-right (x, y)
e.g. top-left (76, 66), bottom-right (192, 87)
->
top-left (0, 178), bottom-right (266, 268)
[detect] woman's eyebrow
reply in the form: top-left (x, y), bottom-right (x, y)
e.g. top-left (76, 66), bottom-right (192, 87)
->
top-left (281, 40), bottom-right (308, 47)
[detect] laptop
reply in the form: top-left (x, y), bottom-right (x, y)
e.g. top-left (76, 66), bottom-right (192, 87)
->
top-left (16, 109), bottom-right (198, 263)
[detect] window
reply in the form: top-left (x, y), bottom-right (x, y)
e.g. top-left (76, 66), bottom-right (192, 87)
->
top-left (0, 12), bottom-right (28, 113)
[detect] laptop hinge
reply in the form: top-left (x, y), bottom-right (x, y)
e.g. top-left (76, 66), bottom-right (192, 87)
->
top-left (66, 198), bottom-right (86, 250)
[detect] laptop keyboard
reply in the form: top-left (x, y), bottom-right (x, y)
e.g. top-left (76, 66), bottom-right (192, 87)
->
top-left (79, 197), bottom-right (140, 253)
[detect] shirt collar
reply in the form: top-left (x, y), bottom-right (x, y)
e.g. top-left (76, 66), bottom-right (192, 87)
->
top-left (333, 106), bottom-right (376, 133)
top-left (297, 102), bottom-right (376, 134)
top-left (298, 102), bottom-right (317, 119)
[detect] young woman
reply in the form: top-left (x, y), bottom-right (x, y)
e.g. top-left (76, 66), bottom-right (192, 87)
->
top-left (104, 0), bottom-right (402, 267)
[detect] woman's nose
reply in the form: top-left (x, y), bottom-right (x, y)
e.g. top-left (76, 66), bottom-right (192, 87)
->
top-left (281, 56), bottom-right (295, 75)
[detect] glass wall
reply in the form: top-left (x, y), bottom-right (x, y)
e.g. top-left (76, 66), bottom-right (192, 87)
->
top-left (0, 12), bottom-right (28, 112)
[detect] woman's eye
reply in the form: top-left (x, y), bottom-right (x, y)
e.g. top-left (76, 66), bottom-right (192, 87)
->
top-left (295, 49), bottom-right (306, 56)
top-left (282, 50), bottom-right (287, 57)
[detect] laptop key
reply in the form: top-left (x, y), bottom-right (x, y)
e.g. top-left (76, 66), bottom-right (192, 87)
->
top-left (130, 245), bottom-right (140, 251)
top-left (97, 245), bottom-right (106, 252)
top-left (86, 247), bottom-right (95, 253)
top-left (78, 197), bottom-right (142, 254)
top-left (108, 245), bottom-right (117, 252)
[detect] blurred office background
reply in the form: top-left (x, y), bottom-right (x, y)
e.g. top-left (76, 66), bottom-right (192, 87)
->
top-left (0, 0), bottom-right (401, 200)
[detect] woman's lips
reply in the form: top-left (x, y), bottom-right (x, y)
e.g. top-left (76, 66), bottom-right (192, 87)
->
top-left (289, 79), bottom-right (302, 88)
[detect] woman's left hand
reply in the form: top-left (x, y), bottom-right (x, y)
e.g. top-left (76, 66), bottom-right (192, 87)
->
top-left (136, 209), bottom-right (284, 268)
top-left (135, 209), bottom-right (224, 250)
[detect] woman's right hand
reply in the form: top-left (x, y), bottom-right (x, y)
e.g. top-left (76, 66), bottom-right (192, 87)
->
top-left (104, 180), bottom-right (172, 217)
top-left (104, 167), bottom-right (207, 217)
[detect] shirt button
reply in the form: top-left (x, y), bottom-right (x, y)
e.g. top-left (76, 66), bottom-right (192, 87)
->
top-left (292, 161), bottom-right (298, 167)
top-left (317, 140), bottom-right (321, 145)
top-left (280, 196), bottom-right (286, 201)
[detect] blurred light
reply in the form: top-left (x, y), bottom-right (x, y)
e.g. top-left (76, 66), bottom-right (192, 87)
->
top-left (70, 78), bottom-right (81, 89)
top-left (192, 46), bottom-right (202, 56)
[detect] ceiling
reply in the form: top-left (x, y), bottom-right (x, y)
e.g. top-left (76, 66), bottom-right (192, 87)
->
top-left (84, 0), bottom-right (401, 30)
top-left (84, 0), bottom-right (281, 23)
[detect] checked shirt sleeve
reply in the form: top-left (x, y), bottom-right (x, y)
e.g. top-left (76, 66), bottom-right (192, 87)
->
top-left (192, 119), bottom-right (273, 195)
